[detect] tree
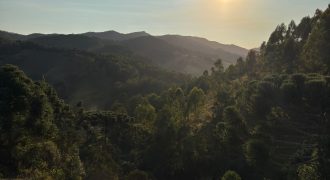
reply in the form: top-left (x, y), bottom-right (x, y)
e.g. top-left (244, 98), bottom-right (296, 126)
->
top-left (268, 23), bottom-right (287, 45)
top-left (0, 65), bottom-right (84, 179)
top-left (220, 107), bottom-right (247, 164)
top-left (297, 164), bottom-right (320, 180)
top-left (223, 107), bottom-right (244, 128)
top-left (221, 170), bottom-right (242, 180)
top-left (214, 59), bottom-right (224, 73)
top-left (302, 7), bottom-right (330, 73)
top-left (236, 57), bottom-right (245, 76)
top-left (295, 17), bottom-right (312, 42)
top-left (245, 50), bottom-right (257, 77)
top-left (283, 36), bottom-right (298, 73)
top-left (134, 100), bottom-right (157, 130)
top-left (203, 70), bottom-right (209, 76)
top-left (187, 87), bottom-right (205, 115)
top-left (286, 20), bottom-right (297, 38)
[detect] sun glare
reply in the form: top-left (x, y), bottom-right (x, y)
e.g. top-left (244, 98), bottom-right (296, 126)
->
top-left (218, 0), bottom-right (231, 3)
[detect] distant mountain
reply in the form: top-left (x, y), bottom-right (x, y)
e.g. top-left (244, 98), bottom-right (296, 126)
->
top-left (0, 30), bottom-right (249, 75)
top-left (0, 30), bottom-right (24, 41)
top-left (119, 36), bottom-right (215, 74)
top-left (0, 30), bottom-right (44, 41)
top-left (29, 34), bottom-right (106, 50)
top-left (159, 35), bottom-right (248, 58)
top-left (82, 30), bottom-right (150, 41)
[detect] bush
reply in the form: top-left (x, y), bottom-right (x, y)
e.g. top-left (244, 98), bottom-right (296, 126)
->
top-left (221, 170), bottom-right (242, 180)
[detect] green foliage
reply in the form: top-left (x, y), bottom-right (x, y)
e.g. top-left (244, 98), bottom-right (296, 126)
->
top-left (221, 107), bottom-right (247, 163)
top-left (187, 87), bottom-right (205, 113)
top-left (0, 65), bottom-right (84, 179)
top-left (221, 170), bottom-right (242, 180)
top-left (302, 7), bottom-right (330, 73)
top-left (134, 100), bottom-right (156, 131)
top-left (297, 164), bottom-right (320, 180)
top-left (245, 50), bottom-right (257, 77)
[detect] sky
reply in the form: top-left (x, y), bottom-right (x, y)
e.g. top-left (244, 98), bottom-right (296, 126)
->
top-left (0, 0), bottom-right (329, 48)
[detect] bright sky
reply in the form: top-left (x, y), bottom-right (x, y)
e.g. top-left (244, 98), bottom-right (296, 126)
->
top-left (0, 0), bottom-right (329, 48)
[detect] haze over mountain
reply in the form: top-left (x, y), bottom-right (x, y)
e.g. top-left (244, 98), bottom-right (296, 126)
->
top-left (83, 30), bottom-right (150, 41)
top-left (159, 35), bottom-right (247, 58)
top-left (1, 2), bottom-right (330, 180)
top-left (0, 30), bottom-right (248, 75)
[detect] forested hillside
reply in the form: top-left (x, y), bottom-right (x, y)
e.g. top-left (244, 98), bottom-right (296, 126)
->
top-left (0, 40), bottom-right (188, 110)
top-left (1, 4), bottom-right (330, 180)
top-left (0, 30), bottom-right (247, 75)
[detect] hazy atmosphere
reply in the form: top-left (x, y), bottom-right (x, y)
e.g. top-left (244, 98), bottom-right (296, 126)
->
top-left (0, 0), bottom-right (329, 48)
top-left (1, 1), bottom-right (330, 179)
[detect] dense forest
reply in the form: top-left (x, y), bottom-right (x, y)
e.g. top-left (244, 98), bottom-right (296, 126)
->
top-left (1, 4), bottom-right (330, 180)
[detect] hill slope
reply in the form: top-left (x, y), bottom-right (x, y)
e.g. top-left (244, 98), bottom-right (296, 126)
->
top-left (0, 40), bottom-right (187, 109)
top-left (0, 30), bottom-right (248, 75)
top-left (159, 35), bottom-right (248, 58)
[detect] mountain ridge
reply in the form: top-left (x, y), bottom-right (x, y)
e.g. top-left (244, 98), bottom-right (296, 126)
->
top-left (0, 29), bottom-right (249, 75)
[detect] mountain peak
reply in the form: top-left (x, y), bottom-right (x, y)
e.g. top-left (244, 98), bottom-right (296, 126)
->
top-left (127, 31), bottom-right (149, 36)
top-left (83, 30), bottom-right (150, 41)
